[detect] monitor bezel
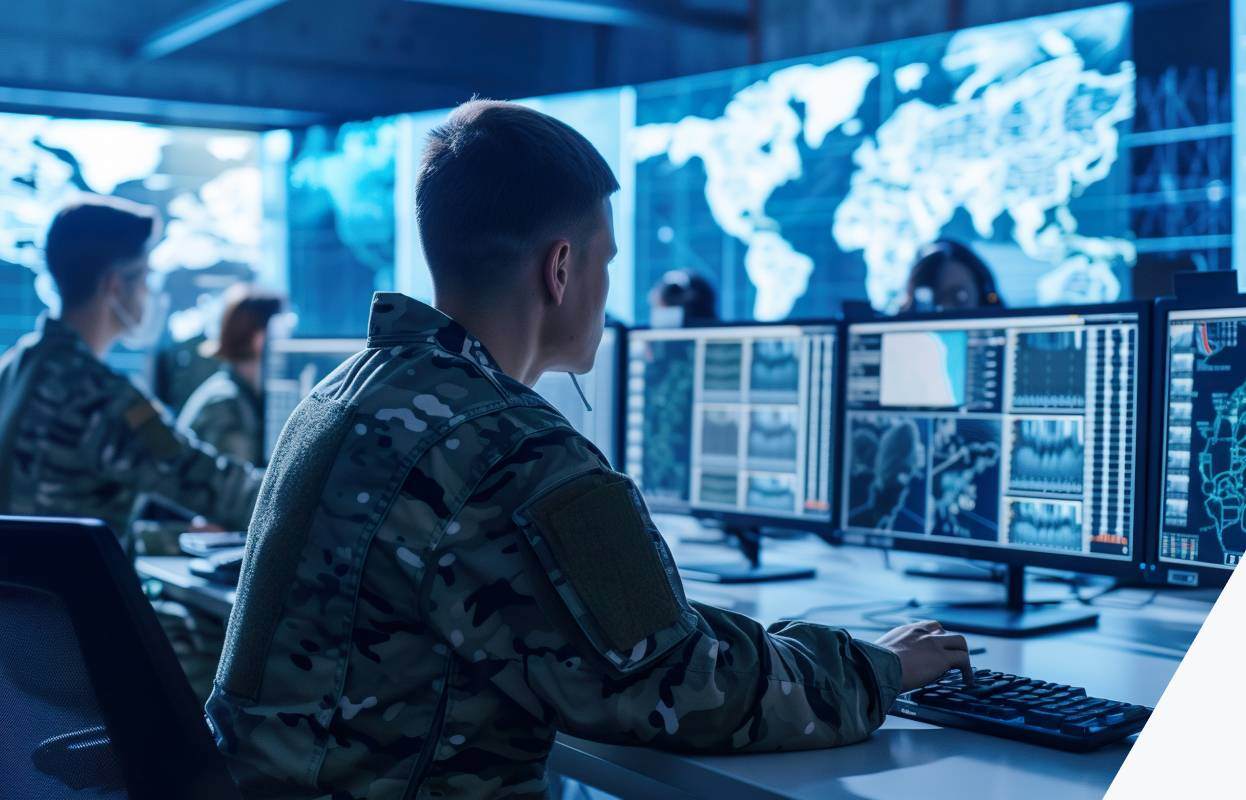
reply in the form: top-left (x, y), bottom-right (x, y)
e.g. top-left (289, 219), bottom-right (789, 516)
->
top-left (623, 317), bottom-right (843, 542)
top-left (835, 299), bottom-right (1153, 580)
top-left (1145, 294), bottom-right (1246, 589)
top-left (601, 321), bottom-right (629, 474)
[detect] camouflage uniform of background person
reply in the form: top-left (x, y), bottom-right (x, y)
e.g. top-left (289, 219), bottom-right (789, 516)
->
top-left (178, 285), bottom-right (285, 466)
top-left (0, 196), bottom-right (263, 700)
top-left (207, 100), bottom-right (973, 799)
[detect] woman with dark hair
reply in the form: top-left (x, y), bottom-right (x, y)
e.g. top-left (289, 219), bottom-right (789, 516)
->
top-left (177, 284), bottom-right (284, 465)
top-left (898, 240), bottom-right (1003, 313)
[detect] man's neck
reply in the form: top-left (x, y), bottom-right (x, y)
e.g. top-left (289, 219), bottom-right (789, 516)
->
top-left (434, 295), bottom-right (544, 386)
top-left (58, 302), bottom-right (118, 359)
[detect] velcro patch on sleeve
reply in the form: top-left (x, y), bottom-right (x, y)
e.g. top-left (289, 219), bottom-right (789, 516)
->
top-left (522, 472), bottom-right (687, 662)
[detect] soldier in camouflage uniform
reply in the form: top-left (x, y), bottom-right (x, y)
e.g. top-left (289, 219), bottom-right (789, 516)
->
top-left (0, 196), bottom-right (261, 537)
top-left (178, 286), bottom-right (285, 466)
top-left (0, 196), bottom-right (262, 699)
top-left (207, 101), bottom-right (972, 799)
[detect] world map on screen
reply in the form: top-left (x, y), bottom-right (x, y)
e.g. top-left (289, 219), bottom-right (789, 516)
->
top-left (632, 3), bottom-right (1134, 321)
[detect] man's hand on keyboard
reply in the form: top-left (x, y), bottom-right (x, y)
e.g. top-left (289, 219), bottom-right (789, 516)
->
top-left (876, 620), bottom-right (974, 691)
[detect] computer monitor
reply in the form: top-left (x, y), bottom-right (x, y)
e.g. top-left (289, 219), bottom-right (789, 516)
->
top-left (532, 325), bottom-right (623, 468)
top-left (262, 337), bottom-right (365, 462)
top-left (839, 303), bottom-right (1150, 635)
top-left (1152, 295), bottom-right (1246, 587)
top-left (624, 322), bottom-right (839, 581)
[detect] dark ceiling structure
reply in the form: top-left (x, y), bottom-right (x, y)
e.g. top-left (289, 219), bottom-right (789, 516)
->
top-left (0, 0), bottom-right (753, 128)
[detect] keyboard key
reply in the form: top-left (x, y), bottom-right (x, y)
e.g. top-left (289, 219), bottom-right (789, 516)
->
top-left (1024, 709), bottom-right (1065, 728)
top-left (1103, 706), bottom-right (1149, 726)
top-left (1060, 718), bottom-right (1107, 736)
top-left (964, 680), bottom-right (1016, 697)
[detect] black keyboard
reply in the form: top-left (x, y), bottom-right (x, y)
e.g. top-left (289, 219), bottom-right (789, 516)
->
top-left (891, 668), bottom-right (1151, 752)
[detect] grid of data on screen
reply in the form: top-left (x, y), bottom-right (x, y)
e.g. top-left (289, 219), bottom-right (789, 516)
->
top-left (625, 326), bottom-right (836, 521)
top-left (841, 314), bottom-right (1139, 559)
top-left (1159, 308), bottom-right (1246, 571)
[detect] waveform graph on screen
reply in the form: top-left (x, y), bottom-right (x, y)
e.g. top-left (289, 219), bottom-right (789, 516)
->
top-left (699, 407), bottom-right (741, 460)
top-left (703, 341), bottom-right (744, 396)
top-left (747, 407), bottom-right (800, 472)
top-left (1005, 498), bottom-right (1083, 552)
top-left (746, 473), bottom-right (799, 515)
top-left (1009, 329), bottom-right (1087, 412)
top-left (696, 470), bottom-right (740, 508)
top-left (1006, 417), bottom-right (1086, 497)
top-left (750, 338), bottom-right (801, 400)
top-left (929, 417), bottom-right (1003, 542)
top-left (846, 414), bottom-right (930, 535)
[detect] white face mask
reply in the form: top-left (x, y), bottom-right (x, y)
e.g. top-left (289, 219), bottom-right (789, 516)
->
top-left (110, 285), bottom-right (168, 350)
top-left (650, 306), bottom-right (686, 329)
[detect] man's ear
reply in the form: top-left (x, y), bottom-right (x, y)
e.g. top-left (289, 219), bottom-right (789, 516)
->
top-left (99, 268), bottom-right (123, 302)
top-left (542, 240), bottom-right (572, 306)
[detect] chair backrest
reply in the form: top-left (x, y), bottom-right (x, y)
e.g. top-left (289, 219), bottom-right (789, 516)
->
top-left (0, 516), bottom-right (239, 800)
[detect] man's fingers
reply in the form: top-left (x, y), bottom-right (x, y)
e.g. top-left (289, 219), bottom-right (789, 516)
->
top-left (950, 650), bottom-right (974, 685)
top-left (933, 633), bottom-right (969, 652)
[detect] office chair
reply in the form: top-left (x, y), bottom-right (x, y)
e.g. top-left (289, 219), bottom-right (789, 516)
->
top-left (0, 516), bottom-right (239, 799)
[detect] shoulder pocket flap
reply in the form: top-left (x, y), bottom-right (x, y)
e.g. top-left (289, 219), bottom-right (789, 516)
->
top-left (514, 470), bottom-right (695, 674)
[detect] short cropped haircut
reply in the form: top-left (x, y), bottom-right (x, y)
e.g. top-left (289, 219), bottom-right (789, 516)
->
top-left (45, 195), bottom-right (161, 311)
top-left (416, 99), bottom-right (619, 289)
top-left (210, 284), bottom-right (285, 362)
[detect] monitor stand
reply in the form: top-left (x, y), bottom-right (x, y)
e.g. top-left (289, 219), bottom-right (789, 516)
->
top-left (677, 525), bottom-right (816, 584)
top-left (903, 560), bottom-right (1005, 584)
top-left (915, 565), bottom-right (1098, 638)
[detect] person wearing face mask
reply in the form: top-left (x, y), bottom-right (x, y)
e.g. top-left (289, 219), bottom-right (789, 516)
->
top-left (896, 240), bottom-right (1003, 314)
top-left (648, 268), bottom-right (718, 327)
top-left (177, 285), bottom-right (285, 466)
top-left (0, 195), bottom-right (262, 542)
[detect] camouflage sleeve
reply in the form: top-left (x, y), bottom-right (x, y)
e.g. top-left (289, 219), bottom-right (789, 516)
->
top-left (87, 376), bottom-right (262, 530)
top-left (181, 397), bottom-right (259, 466)
top-left (422, 418), bottom-right (902, 754)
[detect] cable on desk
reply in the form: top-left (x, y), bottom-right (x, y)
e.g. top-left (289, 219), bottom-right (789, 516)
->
top-left (798, 598), bottom-right (915, 619)
top-left (1074, 583), bottom-right (1160, 609)
top-left (861, 599), bottom-right (923, 628)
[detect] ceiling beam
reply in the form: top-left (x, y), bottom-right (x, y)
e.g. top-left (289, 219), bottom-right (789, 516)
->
top-left (404, 0), bottom-right (751, 33)
top-left (0, 85), bottom-right (327, 129)
top-left (136, 0), bottom-right (291, 61)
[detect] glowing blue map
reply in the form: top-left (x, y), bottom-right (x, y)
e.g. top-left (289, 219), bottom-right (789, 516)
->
top-left (0, 115), bottom-right (261, 353)
top-left (632, 4), bottom-right (1134, 321)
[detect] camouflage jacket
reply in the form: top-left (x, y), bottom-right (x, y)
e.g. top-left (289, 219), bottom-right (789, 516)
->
top-left (206, 293), bottom-right (901, 800)
top-left (178, 367), bottom-right (264, 466)
top-left (0, 314), bottom-right (261, 537)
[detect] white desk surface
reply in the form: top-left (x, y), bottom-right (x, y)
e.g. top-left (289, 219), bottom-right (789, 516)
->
top-left (136, 514), bottom-right (1215, 799)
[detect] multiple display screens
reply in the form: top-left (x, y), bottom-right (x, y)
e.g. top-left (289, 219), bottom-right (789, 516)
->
top-left (620, 300), bottom-right (1241, 586)
top-left (261, 298), bottom-right (1246, 586)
